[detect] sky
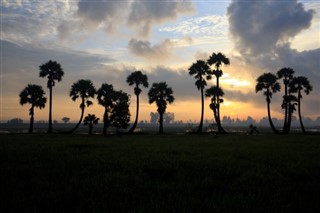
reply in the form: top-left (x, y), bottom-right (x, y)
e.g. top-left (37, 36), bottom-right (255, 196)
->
top-left (0, 0), bottom-right (319, 123)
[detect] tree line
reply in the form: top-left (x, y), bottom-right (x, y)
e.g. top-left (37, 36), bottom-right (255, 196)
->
top-left (19, 52), bottom-right (313, 134)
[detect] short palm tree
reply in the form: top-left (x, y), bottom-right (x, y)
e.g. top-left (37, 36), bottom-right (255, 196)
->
top-left (39, 60), bottom-right (64, 133)
top-left (277, 67), bottom-right (295, 133)
top-left (97, 83), bottom-right (115, 134)
top-left (256, 73), bottom-right (281, 134)
top-left (207, 52), bottom-right (230, 133)
top-left (289, 76), bottom-right (313, 134)
top-left (188, 60), bottom-right (211, 133)
top-left (205, 86), bottom-right (225, 133)
top-left (83, 114), bottom-right (99, 135)
top-left (148, 82), bottom-right (175, 134)
top-left (126, 71), bottom-right (149, 133)
top-left (19, 84), bottom-right (47, 133)
top-left (69, 79), bottom-right (96, 133)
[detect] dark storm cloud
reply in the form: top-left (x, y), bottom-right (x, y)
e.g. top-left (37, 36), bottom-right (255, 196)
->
top-left (227, 0), bottom-right (314, 55)
top-left (128, 38), bottom-right (174, 61)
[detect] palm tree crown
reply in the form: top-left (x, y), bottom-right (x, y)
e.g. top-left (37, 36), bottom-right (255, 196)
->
top-left (127, 71), bottom-right (149, 96)
top-left (255, 73), bottom-right (280, 103)
top-left (39, 60), bottom-right (64, 88)
top-left (70, 79), bottom-right (96, 108)
top-left (188, 60), bottom-right (211, 90)
top-left (207, 52), bottom-right (230, 78)
top-left (148, 82), bottom-right (175, 114)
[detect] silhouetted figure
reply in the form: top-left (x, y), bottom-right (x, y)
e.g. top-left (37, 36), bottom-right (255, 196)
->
top-left (249, 124), bottom-right (259, 135)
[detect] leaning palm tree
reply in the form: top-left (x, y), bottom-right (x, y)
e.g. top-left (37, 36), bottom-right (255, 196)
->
top-left (19, 84), bottom-right (47, 133)
top-left (97, 83), bottom-right (115, 134)
top-left (277, 67), bottom-right (295, 133)
top-left (148, 82), bottom-right (175, 134)
top-left (126, 71), bottom-right (149, 133)
top-left (289, 76), bottom-right (313, 134)
top-left (207, 52), bottom-right (230, 133)
top-left (188, 60), bottom-right (211, 133)
top-left (205, 86), bottom-right (225, 133)
top-left (256, 73), bottom-right (281, 134)
top-left (83, 114), bottom-right (99, 135)
top-left (39, 60), bottom-right (64, 133)
top-left (69, 79), bottom-right (96, 133)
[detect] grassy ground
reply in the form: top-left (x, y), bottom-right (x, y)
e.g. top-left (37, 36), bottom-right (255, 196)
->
top-left (1, 133), bottom-right (320, 212)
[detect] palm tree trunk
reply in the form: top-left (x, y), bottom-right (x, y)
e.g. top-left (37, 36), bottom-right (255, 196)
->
top-left (70, 100), bottom-right (85, 133)
top-left (29, 106), bottom-right (34, 134)
top-left (129, 94), bottom-right (139, 133)
top-left (197, 88), bottom-right (204, 133)
top-left (297, 90), bottom-right (306, 134)
top-left (48, 86), bottom-right (53, 133)
top-left (267, 101), bottom-right (280, 134)
top-left (159, 112), bottom-right (164, 134)
top-left (283, 84), bottom-right (288, 134)
top-left (103, 107), bottom-right (108, 134)
top-left (216, 76), bottom-right (226, 134)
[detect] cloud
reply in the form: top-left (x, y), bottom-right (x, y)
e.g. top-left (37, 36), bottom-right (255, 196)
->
top-left (128, 0), bottom-right (194, 36)
top-left (227, 0), bottom-right (314, 56)
top-left (128, 38), bottom-right (174, 61)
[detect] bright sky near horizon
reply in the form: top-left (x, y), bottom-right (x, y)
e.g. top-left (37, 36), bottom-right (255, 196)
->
top-left (0, 0), bottom-right (319, 123)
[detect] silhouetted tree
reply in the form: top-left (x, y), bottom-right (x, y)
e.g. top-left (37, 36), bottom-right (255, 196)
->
top-left (19, 84), bottom-right (47, 133)
top-left (277, 67), bottom-right (295, 133)
top-left (148, 82), bottom-right (175, 134)
top-left (84, 114), bottom-right (99, 135)
top-left (8, 118), bottom-right (23, 124)
top-left (39, 60), bottom-right (64, 133)
top-left (205, 86), bottom-right (225, 133)
top-left (207, 52), bottom-right (230, 133)
top-left (289, 76), bottom-right (313, 134)
top-left (97, 83), bottom-right (115, 134)
top-left (256, 73), bottom-right (281, 134)
top-left (110, 91), bottom-right (131, 132)
top-left (61, 117), bottom-right (70, 123)
top-left (69, 79), bottom-right (96, 133)
top-left (126, 71), bottom-right (149, 133)
top-left (188, 60), bottom-right (211, 133)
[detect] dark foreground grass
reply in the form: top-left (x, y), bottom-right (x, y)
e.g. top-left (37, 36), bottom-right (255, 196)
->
top-left (1, 133), bottom-right (320, 213)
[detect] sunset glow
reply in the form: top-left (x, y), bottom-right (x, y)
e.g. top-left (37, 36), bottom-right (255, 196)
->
top-left (1, 0), bottom-right (319, 124)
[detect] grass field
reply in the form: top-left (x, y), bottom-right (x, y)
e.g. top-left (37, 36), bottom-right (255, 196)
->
top-left (1, 133), bottom-right (320, 212)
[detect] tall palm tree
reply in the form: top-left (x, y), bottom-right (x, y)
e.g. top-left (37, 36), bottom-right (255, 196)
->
top-left (188, 60), bottom-right (211, 133)
top-left (83, 114), bottom-right (99, 135)
top-left (126, 71), bottom-right (149, 133)
top-left (256, 73), bottom-right (281, 134)
top-left (19, 84), bottom-right (47, 133)
top-left (205, 86), bottom-right (225, 133)
top-left (148, 82), bottom-right (175, 134)
top-left (277, 67), bottom-right (295, 133)
top-left (207, 52), bottom-right (230, 133)
top-left (97, 83), bottom-right (115, 134)
top-left (289, 76), bottom-right (313, 134)
top-left (69, 79), bottom-right (96, 133)
top-left (39, 60), bottom-right (64, 133)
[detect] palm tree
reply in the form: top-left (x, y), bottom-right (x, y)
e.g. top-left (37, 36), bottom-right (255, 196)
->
top-left (126, 71), bottom-right (149, 133)
top-left (97, 83), bottom-right (115, 134)
top-left (69, 79), bottom-right (96, 133)
top-left (188, 60), bottom-right (211, 133)
top-left (277, 67), bottom-right (295, 133)
top-left (148, 82), bottom-right (175, 134)
top-left (19, 84), bottom-right (47, 133)
top-left (205, 86), bottom-right (225, 133)
top-left (39, 60), bottom-right (64, 133)
top-left (207, 52), bottom-right (230, 133)
top-left (289, 76), bottom-right (313, 134)
top-left (256, 73), bottom-right (281, 134)
top-left (83, 114), bottom-right (99, 135)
